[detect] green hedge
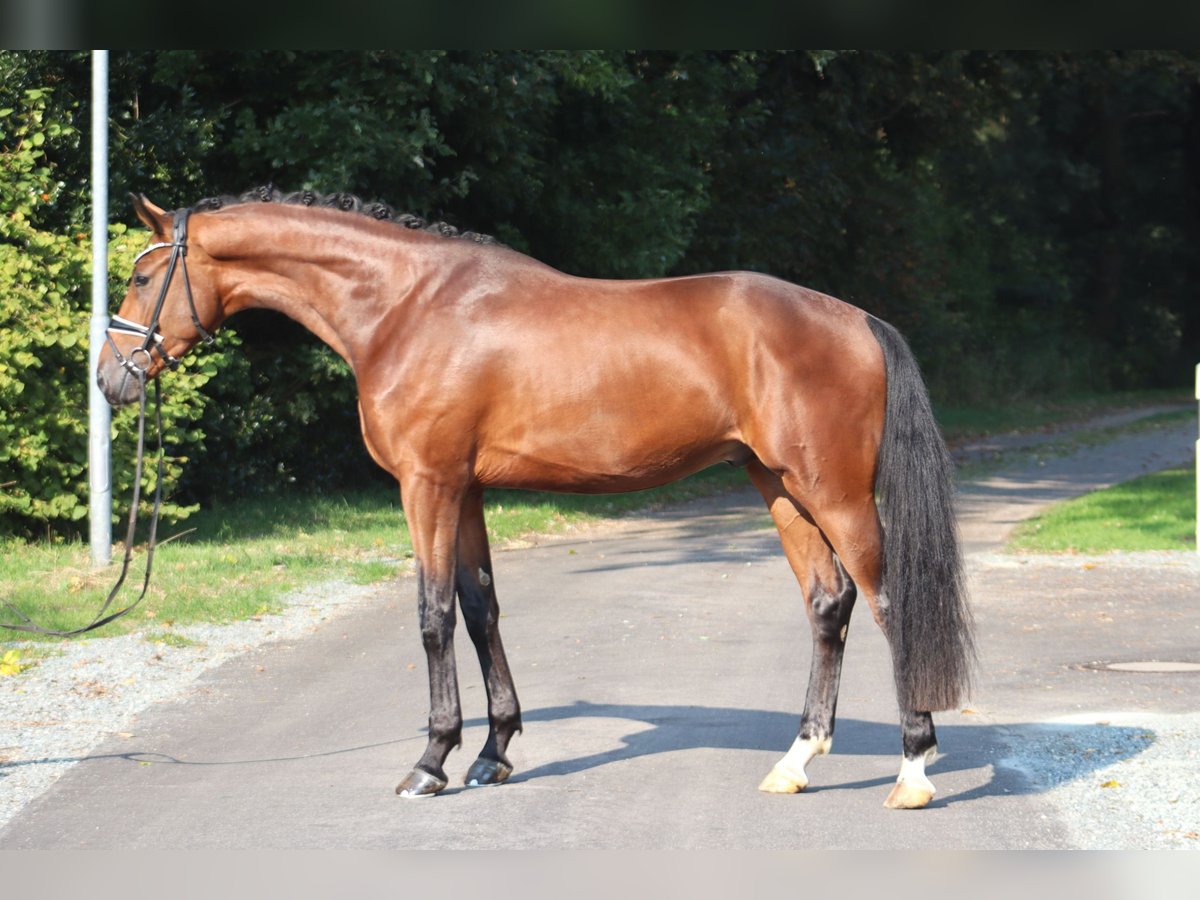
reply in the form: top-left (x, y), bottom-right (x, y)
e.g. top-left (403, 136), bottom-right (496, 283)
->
top-left (0, 88), bottom-right (217, 537)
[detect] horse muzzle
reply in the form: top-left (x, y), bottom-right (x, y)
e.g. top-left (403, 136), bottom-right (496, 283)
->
top-left (96, 353), bottom-right (149, 407)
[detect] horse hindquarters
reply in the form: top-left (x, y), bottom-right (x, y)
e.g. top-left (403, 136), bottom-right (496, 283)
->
top-left (750, 311), bottom-right (972, 808)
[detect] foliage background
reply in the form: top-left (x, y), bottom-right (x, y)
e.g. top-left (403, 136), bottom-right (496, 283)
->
top-left (2, 50), bottom-right (1198, 537)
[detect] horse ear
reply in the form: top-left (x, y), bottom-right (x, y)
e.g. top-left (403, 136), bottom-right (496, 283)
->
top-left (130, 193), bottom-right (169, 238)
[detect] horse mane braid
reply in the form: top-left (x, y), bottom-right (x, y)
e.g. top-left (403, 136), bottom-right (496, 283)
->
top-left (192, 185), bottom-right (500, 245)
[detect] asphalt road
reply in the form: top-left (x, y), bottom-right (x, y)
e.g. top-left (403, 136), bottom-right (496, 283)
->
top-left (1, 413), bottom-right (1196, 849)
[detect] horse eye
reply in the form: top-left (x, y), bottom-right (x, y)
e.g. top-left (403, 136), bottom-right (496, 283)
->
top-left (133, 273), bottom-right (150, 287)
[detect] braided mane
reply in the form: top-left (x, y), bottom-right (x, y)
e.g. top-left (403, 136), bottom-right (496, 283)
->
top-left (192, 186), bottom-right (499, 245)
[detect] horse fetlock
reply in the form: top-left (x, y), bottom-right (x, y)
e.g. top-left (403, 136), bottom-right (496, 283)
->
top-left (427, 708), bottom-right (463, 738)
top-left (491, 708), bottom-right (522, 737)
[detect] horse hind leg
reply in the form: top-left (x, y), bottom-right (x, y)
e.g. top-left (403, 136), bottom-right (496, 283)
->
top-left (456, 488), bottom-right (522, 787)
top-left (885, 710), bottom-right (938, 809)
top-left (748, 462), bottom-right (857, 795)
top-left (807, 497), bottom-right (940, 810)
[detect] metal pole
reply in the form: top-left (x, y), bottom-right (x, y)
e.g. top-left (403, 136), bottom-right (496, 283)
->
top-left (88, 50), bottom-right (111, 566)
top-left (1195, 362), bottom-right (1199, 555)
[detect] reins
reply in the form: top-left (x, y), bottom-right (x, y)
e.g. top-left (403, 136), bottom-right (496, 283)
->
top-left (2, 374), bottom-right (165, 636)
top-left (2, 207), bottom-right (206, 638)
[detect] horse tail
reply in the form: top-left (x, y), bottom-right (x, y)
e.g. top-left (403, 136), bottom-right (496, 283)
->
top-left (866, 315), bottom-right (975, 712)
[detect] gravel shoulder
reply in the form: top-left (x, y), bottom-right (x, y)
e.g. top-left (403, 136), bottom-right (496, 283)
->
top-left (0, 580), bottom-right (387, 830)
top-left (1, 405), bottom-right (1197, 845)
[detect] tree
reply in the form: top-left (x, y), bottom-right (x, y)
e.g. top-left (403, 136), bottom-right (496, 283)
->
top-left (4, 50), bottom-right (1199, 534)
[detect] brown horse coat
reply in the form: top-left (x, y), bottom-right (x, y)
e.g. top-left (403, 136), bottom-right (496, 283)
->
top-left (97, 194), bottom-right (972, 808)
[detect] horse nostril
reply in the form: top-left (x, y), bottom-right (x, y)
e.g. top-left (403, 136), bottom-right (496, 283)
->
top-left (96, 361), bottom-right (133, 407)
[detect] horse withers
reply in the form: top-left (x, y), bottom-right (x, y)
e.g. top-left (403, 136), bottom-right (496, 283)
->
top-left (97, 189), bottom-right (974, 809)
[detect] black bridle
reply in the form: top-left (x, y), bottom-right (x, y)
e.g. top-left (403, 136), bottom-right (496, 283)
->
top-left (2, 208), bottom-right (209, 637)
top-left (105, 207), bottom-right (214, 379)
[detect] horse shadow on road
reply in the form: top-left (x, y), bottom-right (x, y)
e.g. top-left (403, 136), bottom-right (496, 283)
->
top-left (1, 700), bottom-right (1152, 810)
top-left (488, 700), bottom-right (1154, 807)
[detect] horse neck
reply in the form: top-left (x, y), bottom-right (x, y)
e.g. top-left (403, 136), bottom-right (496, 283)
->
top-left (209, 207), bottom-right (417, 367)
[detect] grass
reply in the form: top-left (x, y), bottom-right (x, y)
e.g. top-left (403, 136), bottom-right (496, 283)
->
top-left (1008, 465), bottom-right (1197, 554)
top-left (1, 464), bottom-right (746, 642)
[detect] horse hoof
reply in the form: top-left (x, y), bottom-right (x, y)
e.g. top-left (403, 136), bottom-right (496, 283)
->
top-left (395, 768), bottom-right (448, 798)
top-left (883, 780), bottom-right (934, 810)
top-left (757, 765), bottom-right (808, 794)
top-left (464, 757), bottom-right (513, 786)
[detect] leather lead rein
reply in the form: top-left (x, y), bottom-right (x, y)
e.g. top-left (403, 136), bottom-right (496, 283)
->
top-left (2, 376), bottom-right (165, 636)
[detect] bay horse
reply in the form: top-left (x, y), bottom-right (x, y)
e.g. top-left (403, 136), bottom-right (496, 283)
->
top-left (97, 189), bottom-right (974, 809)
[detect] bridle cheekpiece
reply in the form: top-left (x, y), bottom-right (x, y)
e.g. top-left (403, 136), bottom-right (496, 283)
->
top-left (105, 207), bottom-right (215, 376)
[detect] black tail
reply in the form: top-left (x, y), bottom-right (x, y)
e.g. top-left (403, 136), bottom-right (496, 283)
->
top-left (867, 316), bottom-right (975, 712)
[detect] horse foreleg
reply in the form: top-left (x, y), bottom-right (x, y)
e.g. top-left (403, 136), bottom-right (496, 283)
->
top-left (395, 475), bottom-right (467, 798)
top-left (748, 462), bottom-right (857, 794)
top-left (456, 488), bottom-right (522, 787)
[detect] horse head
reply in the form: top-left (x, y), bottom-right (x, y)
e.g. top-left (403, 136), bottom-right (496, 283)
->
top-left (96, 195), bottom-right (221, 407)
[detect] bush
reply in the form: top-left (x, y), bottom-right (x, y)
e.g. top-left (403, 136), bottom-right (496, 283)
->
top-left (0, 88), bottom-right (215, 538)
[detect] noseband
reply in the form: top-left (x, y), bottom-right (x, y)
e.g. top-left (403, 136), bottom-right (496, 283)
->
top-left (105, 207), bottom-right (214, 376)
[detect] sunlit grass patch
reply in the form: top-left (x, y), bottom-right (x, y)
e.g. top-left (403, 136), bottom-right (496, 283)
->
top-left (1009, 466), bottom-right (1196, 553)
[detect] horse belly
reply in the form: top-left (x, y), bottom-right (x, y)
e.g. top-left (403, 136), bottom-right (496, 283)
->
top-left (473, 386), bottom-right (743, 493)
